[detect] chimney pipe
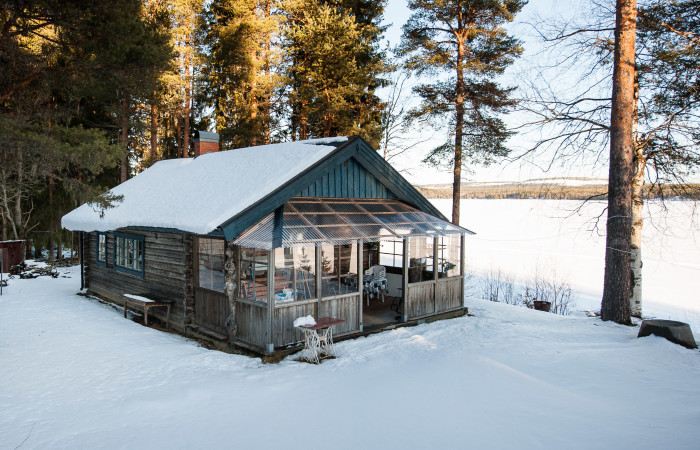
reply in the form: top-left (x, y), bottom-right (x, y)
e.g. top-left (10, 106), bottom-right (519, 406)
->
top-left (194, 131), bottom-right (219, 157)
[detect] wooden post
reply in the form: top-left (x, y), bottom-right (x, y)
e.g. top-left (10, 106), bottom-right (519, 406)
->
top-left (79, 231), bottom-right (84, 290)
top-left (358, 240), bottom-right (363, 332)
top-left (402, 237), bottom-right (409, 322)
top-left (433, 236), bottom-right (439, 314)
top-left (266, 249), bottom-right (274, 353)
top-left (315, 246), bottom-right (322, 317)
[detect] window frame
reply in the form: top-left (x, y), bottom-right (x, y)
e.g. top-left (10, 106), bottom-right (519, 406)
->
top-left (113, 232), bottom-right (145, 278)
top-left (96, 232), bottom-right (107, 267)
top-left (379, 238), bottom-right (403, 268)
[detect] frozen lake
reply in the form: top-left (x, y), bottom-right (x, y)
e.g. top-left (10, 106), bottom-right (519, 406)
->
top-left (431, 198), bottom-right (700, 333)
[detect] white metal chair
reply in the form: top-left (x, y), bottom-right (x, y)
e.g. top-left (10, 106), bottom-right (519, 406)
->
top-left (364, 265), bottom-right (387, 305)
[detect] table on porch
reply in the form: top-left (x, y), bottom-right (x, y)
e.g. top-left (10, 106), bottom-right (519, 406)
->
top-left (297, 317), bottom-right (346, 364)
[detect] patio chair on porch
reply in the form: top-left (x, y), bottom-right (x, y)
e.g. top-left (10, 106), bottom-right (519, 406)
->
top-left (363, 265), bottom-right (387, 305)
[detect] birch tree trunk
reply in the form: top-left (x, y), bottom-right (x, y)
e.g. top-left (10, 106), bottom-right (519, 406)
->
top-left (224, 243), bottom-right (239, 340)
top-left (601, 0), bottom-right (636, 324)
top-left (452, 39), bottom-right (465, 226)
top-left (630, 144), bottom-right (645, 318)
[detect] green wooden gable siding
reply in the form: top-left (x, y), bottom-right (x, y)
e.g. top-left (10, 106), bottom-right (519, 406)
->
top-left (296, 157), bottom-right (396, 199)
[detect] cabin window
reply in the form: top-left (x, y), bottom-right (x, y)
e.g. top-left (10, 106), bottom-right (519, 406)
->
top-left (273, 246), bottom-right (316, 302)
top-left (114, 232), bottom-right (145, 277)
top-left (321, 242), bottom-right (358, 296)
top-left (437, 235), bottom-right (461, 278)
top-left (198, 238), bottom-right (225, 293)
top-left (239, 246), bottom-right (268, 302)
top-left (96, 232), bottom-right (107, 266)
top-left (379, 239), bottom-right (403, 268)
top-left (408, 237), bottom-right (434, 283)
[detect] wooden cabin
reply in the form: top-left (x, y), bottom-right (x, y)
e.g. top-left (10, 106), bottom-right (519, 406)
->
top-left (62, 135), bottom-right (473, 354)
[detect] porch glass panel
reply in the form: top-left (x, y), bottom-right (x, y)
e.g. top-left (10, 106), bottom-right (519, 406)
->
top-left (320, 242), bottom-right (358, 296)
top-left (239, 246), bottom-right (269, 302)
top-left (273, 246), bottom-right (316, 302)
top-left (408, 237), bottom-right (434, 283)
top-left (438, 235), bottom-right (461, 278)
top-left (198, 238), bottom-right (225, 292)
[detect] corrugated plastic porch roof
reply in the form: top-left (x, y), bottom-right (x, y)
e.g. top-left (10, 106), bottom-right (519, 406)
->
top-left (233, 198), bottom-right (473, 249)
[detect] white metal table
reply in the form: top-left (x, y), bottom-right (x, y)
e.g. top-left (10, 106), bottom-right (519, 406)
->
top-left (297, 317), bottom-right (346, 364)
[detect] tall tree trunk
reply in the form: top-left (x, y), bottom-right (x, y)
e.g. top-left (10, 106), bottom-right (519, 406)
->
top-left (601, 0), bottom-right (637, 324)
top-left (150, 101), bottom-right (158, 164)
top-left (630, 74), bottom-right (643, 319)
top-left (48, 178), bottom-right (54, 264)
top-left (120, 95), bottom-right (129, 183)
top-left (183, 33), bottom-right (191, 158)
top-left (251, 52), bottom-right (258, 147)
top-left (262, 0), bottom-right (271, 145)
top-left (120, 122), bottom-right (128, 183)
top-left (630, 143), bottom-right (645, 318)
top-left (13, 149), bottom-right (23, 240)
top-left (452, 41), bottom-right (465, 225)
top-left (178, 116), bottom-right (184, 158)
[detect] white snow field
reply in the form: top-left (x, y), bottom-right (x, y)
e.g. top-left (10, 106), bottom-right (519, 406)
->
top-left (1, 263), bottom-right (699, 449)
top-left (444, 199), bottom-right (700, 334)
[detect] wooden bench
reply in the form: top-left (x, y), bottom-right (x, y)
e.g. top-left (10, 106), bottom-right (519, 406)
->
top-left (123, 293), bottom-right (174, 327)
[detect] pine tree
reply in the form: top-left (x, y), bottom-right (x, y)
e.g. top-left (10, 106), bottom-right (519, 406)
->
top-left (203, 0), bottom-right (282, 149)
top-left (601, 0), bottom-right (637, 324)
top-left (399, 0), bottom-right (525, 225)
top-left (519, 0), bottom-right (699, 319)
top-left (0, 0), bottom-right (171, 244)
top-left (284, 0), bottom-right (387, 146)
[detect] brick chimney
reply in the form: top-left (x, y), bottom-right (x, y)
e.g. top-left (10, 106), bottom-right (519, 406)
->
top-left (194, 131), bottom-right (220, 157)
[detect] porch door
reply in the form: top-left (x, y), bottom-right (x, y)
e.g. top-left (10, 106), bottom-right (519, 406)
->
top-left (194, 237), bottom-right (229, 334)
top-left (194, 288), bottom-right (229, 334)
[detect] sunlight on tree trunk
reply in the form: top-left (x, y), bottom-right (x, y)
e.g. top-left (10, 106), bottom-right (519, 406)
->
top-left (601, 0), bottom-right (636, 325)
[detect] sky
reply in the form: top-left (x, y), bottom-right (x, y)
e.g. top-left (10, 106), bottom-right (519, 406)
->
top-left (379, 0), bottom-right (612, 185)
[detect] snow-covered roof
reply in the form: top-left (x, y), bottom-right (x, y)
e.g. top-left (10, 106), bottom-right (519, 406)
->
top-left (62, 137), bottom-right (348, 235)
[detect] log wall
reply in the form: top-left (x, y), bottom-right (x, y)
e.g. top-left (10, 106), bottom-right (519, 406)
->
top-left (84, 230), bottom-right (190, 330)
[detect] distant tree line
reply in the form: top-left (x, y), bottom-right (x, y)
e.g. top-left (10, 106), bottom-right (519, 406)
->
top-left (417, 183), bottom-right (700, 201)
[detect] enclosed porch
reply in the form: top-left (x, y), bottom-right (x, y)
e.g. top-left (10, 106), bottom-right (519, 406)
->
top-left (194, 197), bottom-right (469, 354)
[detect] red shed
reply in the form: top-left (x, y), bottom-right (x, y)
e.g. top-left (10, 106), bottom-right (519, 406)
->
top-left (0, 240), bottom-right (25, 271)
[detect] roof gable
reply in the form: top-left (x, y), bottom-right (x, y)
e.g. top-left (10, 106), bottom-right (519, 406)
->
top-left (296, 157), bottom-right (396, 200)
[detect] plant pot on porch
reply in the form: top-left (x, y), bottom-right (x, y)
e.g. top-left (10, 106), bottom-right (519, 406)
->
top-left (533, 301), bottom-right (551, 312)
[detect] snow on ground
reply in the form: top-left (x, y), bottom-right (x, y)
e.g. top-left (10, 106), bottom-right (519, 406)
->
top-left (1, 266), bottom-right (700, 449)
top-left (436, 199), bottom-right (700, 334)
